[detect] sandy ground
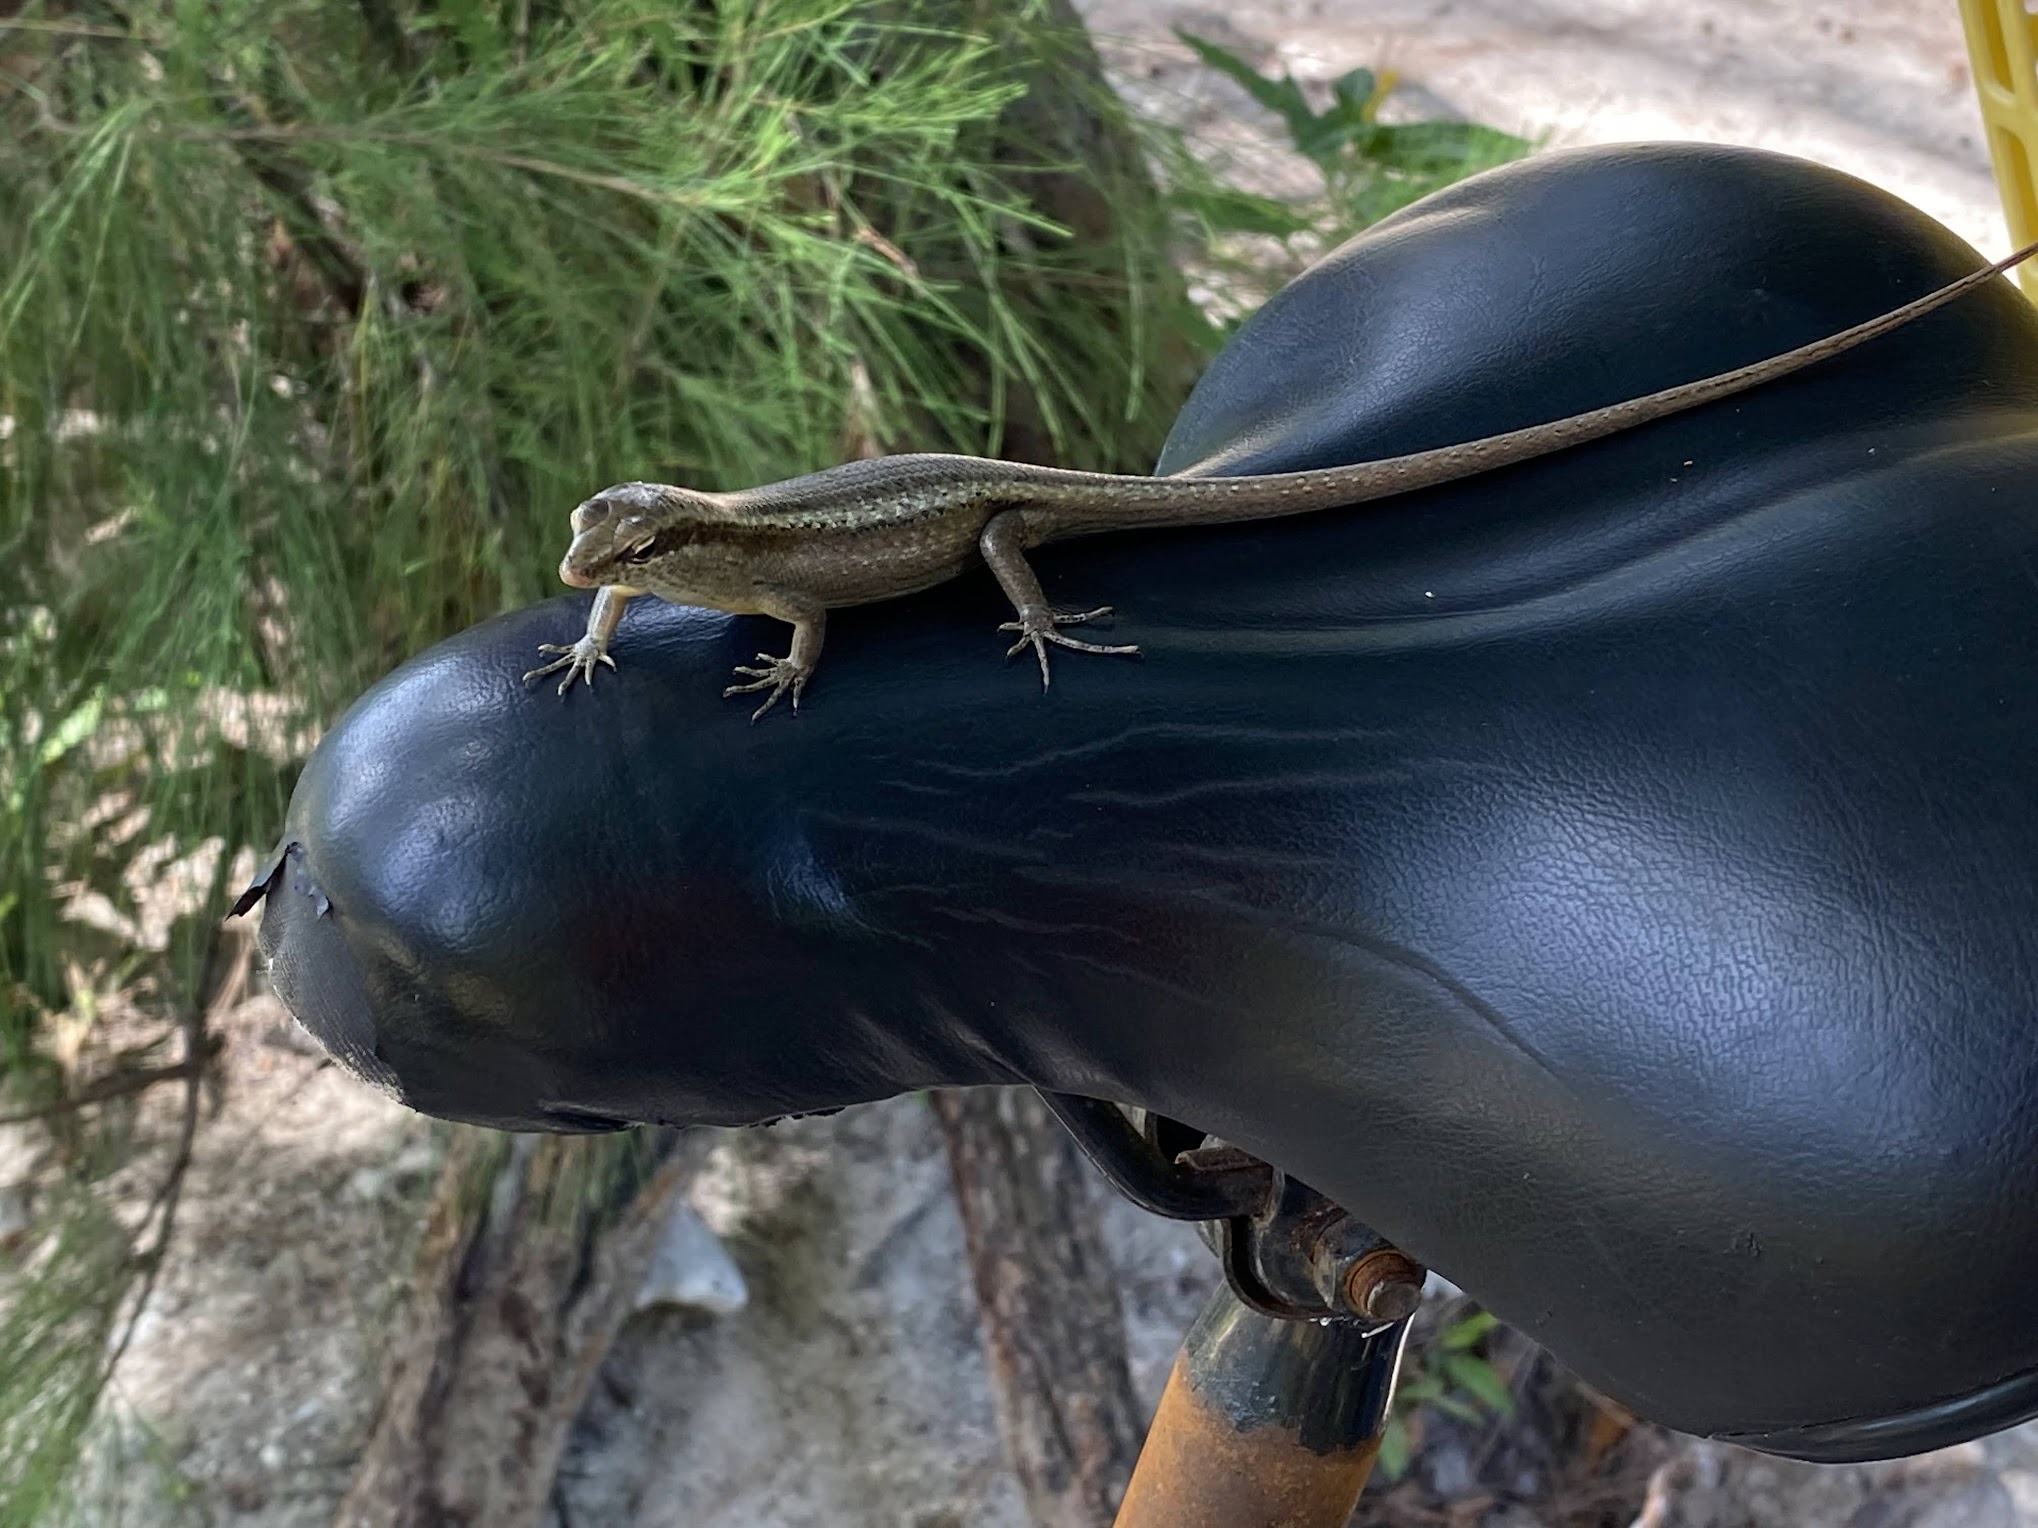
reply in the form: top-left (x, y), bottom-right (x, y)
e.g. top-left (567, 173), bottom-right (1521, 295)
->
top-left (87, 990), bottom-right (437, 1525)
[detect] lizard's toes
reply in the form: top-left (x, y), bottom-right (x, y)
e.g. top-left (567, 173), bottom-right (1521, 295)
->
top-left (1044, 631), bottom-right (1141, 658)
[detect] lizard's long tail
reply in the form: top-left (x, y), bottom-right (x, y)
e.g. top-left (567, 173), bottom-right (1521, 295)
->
top-left (1018, 234), bottom-right (2038, 540)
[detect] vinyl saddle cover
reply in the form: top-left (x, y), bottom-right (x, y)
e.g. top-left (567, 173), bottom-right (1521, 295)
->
top-left (244, 144), bottom-right (2038, 1460)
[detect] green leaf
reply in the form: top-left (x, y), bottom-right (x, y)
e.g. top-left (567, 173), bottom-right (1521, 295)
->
top-left (1365, 120), bottom-right (1531, 174)
top-left (1376, 1415), bottom-right (1411, 1480)
top-left (1174, 30), bottom-right (1318, 144)
top-left (1430, 1392), bottom-right (1486, 1424)
top-left (1441, 1310), bottom-right (1500, 1350)
top-left (1444, 1353), bottom-right (1518, 1417)
top-left (1288, 113), bottom-right (1365, 166)
top-left (1329, 68), bottom-right (1377, 114)
top-left (1175, 184), bottom-right (1312, 238)
top-left (1397, 1374), bottom-right (1445, 1404)
top-left (36, 690), bottom-right (105, 770)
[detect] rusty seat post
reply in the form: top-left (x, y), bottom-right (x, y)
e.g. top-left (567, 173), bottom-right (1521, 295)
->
top-left (1114, 1284), bottom-right (1411, 1528)
top-left (1038, 1093), bottom-right (1425, 1528)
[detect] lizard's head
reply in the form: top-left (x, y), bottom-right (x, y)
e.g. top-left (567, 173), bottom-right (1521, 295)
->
top-left (556, 481), bottom-right (721, 590)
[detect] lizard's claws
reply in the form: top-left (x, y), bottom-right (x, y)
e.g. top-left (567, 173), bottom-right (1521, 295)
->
top-left (723, 653), bottom-right (811, 723)
top-left (523, 636), bottom-right (617, 696)
top-left (999, 606), bottom-right (1140, 691)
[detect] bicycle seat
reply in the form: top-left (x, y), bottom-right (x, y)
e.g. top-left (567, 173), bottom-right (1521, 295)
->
top-left (240, 142), bottom-right (2038, 1461)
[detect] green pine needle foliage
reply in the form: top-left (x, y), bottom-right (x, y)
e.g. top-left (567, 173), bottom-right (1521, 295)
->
top-left (0, 0), bottom-right (1198, 1006)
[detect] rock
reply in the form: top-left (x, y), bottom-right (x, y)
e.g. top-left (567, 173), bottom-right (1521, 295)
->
top-left (1846, 1478), bottom-right (2017, 1528)
top-left (1627, 1437), bottom-right (2027, 1528)
top-left (0, 1181), bottom-right (32, 1248)
top-left (1425, 1438), bottom-right (1476, 1499)
top-left (632, 1199), bottom-right (748, 1316)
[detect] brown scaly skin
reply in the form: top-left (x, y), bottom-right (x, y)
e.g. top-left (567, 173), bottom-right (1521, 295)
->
top-left (524, 237), bottom-right (2038, 720)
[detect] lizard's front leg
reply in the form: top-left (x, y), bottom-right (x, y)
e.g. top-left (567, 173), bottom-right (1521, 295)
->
top-left (980, 510), bottom-right (1139, 690)
top-left (524, 585), bottom-right (635, 695)
top-left (723, 594), bottom-right (827, 722)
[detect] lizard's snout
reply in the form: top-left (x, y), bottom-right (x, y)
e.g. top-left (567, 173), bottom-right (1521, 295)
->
top-left (559, 497), bottom-right (616, 587)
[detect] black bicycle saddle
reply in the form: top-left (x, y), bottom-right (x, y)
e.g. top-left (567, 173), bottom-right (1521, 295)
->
top-left (239, 142), bottom-right (2038, 1461)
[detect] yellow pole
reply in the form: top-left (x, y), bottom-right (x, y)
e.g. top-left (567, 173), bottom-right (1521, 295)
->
top-left (1957, 0), bottom-right (2038, 295)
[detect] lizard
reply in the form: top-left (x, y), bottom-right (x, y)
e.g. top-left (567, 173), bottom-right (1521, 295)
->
top-left (525, 237), bottom-right (2038, 720)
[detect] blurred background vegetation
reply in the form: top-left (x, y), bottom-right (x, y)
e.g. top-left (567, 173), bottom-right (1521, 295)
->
top-left (0, 0), bottom-right (1530, 1520)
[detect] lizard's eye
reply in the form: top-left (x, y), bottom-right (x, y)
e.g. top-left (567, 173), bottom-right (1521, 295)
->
top-left (614, 515), bottom-right (661, 564)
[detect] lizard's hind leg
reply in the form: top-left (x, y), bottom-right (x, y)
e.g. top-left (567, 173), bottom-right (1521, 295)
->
top-left (979, 510), bottom-right (1140, 692)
